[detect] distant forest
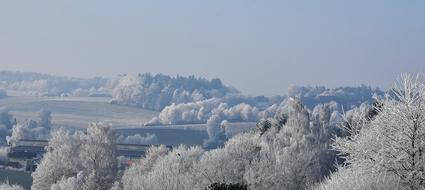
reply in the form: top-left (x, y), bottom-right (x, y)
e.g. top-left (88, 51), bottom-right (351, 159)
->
top-left (0, 71), bottom-right (384, 127)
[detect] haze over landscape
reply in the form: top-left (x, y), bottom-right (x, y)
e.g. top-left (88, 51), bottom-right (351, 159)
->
top-left (0, 1), bottom-right (425, 190)
top-left (1, 1), bottom-right (424, 95)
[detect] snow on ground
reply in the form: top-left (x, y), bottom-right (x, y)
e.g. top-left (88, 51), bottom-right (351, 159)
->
top-left (0, 95), bottom-right (158, 129)
top-left (0, 94), bottom-right (256, 146)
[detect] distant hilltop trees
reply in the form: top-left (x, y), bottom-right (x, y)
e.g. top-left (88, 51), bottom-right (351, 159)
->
top-left (0, 70), bottom-right (108, 97)
top-left (0, 71), bottom-right (383, 125)
top-left (287, 85), bottom-right (383, 109)
top-left (109, 73), bottom-right (238, 111)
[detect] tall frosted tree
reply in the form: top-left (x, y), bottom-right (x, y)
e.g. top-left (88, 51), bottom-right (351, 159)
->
top-left (333, 74), bottom-right (425, 190)
top-left (32, 129), bottom-right (83, 190)
top-left (80, 123), bottom-right (117, 190)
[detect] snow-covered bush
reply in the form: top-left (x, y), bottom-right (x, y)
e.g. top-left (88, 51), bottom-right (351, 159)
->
top-left (116, 133), bottom-right (158, 145)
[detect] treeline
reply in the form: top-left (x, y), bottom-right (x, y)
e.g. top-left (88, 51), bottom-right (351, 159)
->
top-left (0, 71), bottom-right (383, 127)
top-left (0, 71), bottom-right (108, 97)
top-left (109, 73), bottom-right (238, 111)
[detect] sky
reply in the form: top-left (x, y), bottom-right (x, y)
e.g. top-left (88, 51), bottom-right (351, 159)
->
top-left (0, 1), bottom-right (424, 96)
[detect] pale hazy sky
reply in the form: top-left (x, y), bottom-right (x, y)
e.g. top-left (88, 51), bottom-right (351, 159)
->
top-left (0, 1), bottom-right (424, 96)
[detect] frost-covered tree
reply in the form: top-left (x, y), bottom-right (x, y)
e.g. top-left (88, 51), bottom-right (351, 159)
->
top-left (7, 110), bottom-right (52, 146)
top-left (121, 145), bottom-right (169, 190)
top-left (32, 129), bottom-right (83, 190)
top-left (0, 71), bottom-right (109, 97)
top-left (203, 115), bottom-right (227, 149)
top-left (116, 133), bottom-right (158, 145)
top-left (314, 166), bottom-right (401, 190)
top-left (121, 145), bottom-right (203, 190)
top-left (110, 74), bottom-right (236, 111)
top-left (50, 171), bottom-right (86, 190)
top-left (331, 74), bottom-right (425, 190)
top-left (80, 123), bottom-right (117, 190)
top-left (238, 98), bottom-right (332, 190)
top-left (32, 123), bottom-right (118, 190)
top-left (194, 133), bottom-right (261, 188)
top-left (287, 85), bottom-right (383, 109)
top-left (147, 99), bottom-right (260, 125)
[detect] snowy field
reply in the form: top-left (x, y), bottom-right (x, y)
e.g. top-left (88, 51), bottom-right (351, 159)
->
top-left (0, 95), bottom-right (158, 129)
top-left (0, 94), bottom-right (256, 146)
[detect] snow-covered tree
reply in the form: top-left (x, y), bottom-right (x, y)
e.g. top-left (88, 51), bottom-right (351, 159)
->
top-left (32, 123), bottom-right (118, 190)
top-left (121, 145), bottom-right (203, 190)
top-left (32, 129), bottom-right (83, 190)
top-left (0, 71), bottom-right (109, 97)
top-left (314, 166), bottom-right (401, 190)
top-left (50, 172), bottom-right (86, 190)
top-left (116, 133), bottom-right (158, 145)
top-left (80, 123), bottom-right (117, 190)
top-left (194, 132), bottom-right (261, 188)
top-left (110, 74), bottom-right (235, 111)
top-left (203, 115), bottom-right (227, 149)
top-left (121, 145), bottom-right (169, 190)
top-left (332, 74), bottom-right (425, 190)
top-left (7, 110), bottom-right (52, 146)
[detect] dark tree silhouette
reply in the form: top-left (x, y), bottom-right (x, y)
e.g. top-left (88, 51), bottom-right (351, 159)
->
top-left (205, 183), bottom-right (248, 190)
top-left (366, 101), bottom-right (383, 121)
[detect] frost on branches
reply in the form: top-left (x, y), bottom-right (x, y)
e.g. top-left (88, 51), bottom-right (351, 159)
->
top-left (31, 123), bottom-right (117, 190)
top-left (319, 74), bottom-right (425, 190)
top-left (119, 98), bottom-right (342, 190)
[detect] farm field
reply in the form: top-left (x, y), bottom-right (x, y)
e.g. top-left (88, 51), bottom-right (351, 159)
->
top-left (0, 94), bottom-right (256, 146)
top-left (0, 95), bottom-right (158, 129)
